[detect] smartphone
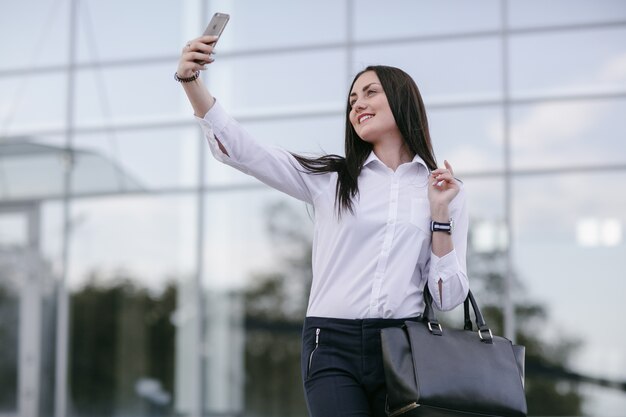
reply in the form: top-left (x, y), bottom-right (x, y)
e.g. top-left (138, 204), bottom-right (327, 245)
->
top-left (203, 12), bottom-right (230, 41)
top-left (195, 12), bottom-right (229, 64)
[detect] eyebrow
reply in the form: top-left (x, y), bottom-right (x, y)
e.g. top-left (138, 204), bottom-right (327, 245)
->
top-left (349, 82), bottom-right (380, 98)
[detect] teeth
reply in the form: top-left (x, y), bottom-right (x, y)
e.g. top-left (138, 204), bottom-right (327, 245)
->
top-left (359, 115), bottom-right (373, 123)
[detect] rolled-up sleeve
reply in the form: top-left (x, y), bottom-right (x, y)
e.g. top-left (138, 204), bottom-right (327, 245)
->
top-left (195, 101), bottom-right (327, 203)
top-left (427, 186), bottom-right (470, 311)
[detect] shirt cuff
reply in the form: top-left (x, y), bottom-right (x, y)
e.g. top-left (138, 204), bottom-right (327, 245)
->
top-left (196, 99), bottom-right (232, 133)
top-left (430, 249), bottom-right (462, 283)
top-left (194, 100), bottom-right (233, 162)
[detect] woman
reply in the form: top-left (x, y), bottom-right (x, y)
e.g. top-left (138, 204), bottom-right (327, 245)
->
top-left (176, 35), bottom-right (469, 417)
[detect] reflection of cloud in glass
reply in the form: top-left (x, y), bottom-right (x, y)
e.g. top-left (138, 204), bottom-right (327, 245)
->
top-left (489, 54), bottom-right (626, 153)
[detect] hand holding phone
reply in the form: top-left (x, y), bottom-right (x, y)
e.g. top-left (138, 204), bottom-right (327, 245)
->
top-left (193, 12), bottom-right (230, 64)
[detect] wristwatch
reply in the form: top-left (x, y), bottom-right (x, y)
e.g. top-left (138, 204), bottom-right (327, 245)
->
top-left (431, 218), bottom-right (454, 234)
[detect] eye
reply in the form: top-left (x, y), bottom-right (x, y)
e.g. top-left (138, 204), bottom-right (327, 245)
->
top-left (349, 99), bottom-right (356, 107)
top-left (367, 89), bottom-right (377, 96)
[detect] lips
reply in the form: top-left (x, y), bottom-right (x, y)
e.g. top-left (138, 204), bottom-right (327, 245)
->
top-left (358, 113), bottom-right (374, 124)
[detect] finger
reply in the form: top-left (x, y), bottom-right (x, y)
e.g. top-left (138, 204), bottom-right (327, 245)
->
top-left (444, 160), bottom-right (454, 176)
top-left (199, 35), bottom-right (220, 44)
top-left (194, 42), bottom-right (217, 55)
top-left (431, 175), bottom-right (454, 187)
top-left (185, 51), bottom-right (212, 63)
top-left (185, 39), bottom-right (216, 54)
top-left (434, 172), bottom-right (454, 182)
top-left (430, 168), bottom-right (450, 177)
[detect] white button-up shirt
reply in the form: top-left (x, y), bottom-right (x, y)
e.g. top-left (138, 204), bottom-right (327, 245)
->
top-left (197, 101), bottom-right (469, 319)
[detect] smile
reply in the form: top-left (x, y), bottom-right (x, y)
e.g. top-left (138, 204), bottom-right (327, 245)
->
top-left (358, 113), bottom-right (374, 124)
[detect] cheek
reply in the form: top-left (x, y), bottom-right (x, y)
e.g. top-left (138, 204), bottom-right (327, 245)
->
top-left (349, 113), bottom-right (358, 128)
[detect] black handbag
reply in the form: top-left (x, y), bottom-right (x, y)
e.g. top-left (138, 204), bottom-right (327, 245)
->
top-left (380, 287), bottom-right (527, 417)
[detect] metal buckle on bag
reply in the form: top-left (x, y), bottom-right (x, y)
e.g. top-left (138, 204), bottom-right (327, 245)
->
top-left (427, 322), bottom-right (442, 334)
top-left (478, 328), bottom-right (493, 342)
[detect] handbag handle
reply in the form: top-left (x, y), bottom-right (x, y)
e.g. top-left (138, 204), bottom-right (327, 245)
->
top-left (422, 286), bottom-right (494, 343)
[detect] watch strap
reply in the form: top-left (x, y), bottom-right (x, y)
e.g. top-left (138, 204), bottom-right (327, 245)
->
top-left (431, 219), bottom-right (453, 234)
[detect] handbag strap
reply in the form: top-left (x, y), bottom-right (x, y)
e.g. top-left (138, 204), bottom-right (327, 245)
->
top-left (422, 285), bottom-right (493, 343)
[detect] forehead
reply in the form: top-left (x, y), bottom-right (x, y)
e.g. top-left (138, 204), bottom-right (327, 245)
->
top-left (350, 71), bottom-right (381, 93)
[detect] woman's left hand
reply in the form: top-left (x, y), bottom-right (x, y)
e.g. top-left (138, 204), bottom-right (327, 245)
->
top-left (428, 160), bottom-right (460, 212)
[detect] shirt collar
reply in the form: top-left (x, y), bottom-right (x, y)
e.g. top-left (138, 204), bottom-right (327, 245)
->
top-left (363, 151), bottom-right (430, 172)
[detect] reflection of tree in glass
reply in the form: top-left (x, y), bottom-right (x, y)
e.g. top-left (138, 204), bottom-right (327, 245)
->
top-left (243, 201), bottom-right (312, 417)
top-left (244, 202), bottom-right (586, 416)
top-left (70, 274), bottom-right (176, 416)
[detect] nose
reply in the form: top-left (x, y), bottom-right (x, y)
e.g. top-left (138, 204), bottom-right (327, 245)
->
top-left (353, 98), bottom-right (366, 112)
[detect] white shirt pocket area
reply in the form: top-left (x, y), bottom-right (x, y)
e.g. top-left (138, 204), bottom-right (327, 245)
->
top-left (410, 197), bottom-right (432, 235)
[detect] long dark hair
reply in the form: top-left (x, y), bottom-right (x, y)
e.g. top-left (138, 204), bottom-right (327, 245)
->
top-left (292, 65), bottom-right (437, 215)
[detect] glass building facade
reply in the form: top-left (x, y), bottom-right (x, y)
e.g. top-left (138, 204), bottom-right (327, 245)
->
top-left (1, 0), bottom-right (625, 416)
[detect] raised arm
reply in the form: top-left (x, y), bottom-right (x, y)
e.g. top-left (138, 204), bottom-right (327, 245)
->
top-left (176, 35), bottom-right (230, 155)
top-left (174, 36), bottom-right (328, 204)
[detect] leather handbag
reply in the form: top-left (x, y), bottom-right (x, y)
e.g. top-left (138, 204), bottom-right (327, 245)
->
top-left (380, 287), bottom-right (527, 417)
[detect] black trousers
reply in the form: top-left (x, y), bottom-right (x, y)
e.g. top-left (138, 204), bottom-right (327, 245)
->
top-left (301, 316), bottom-right (420, 417)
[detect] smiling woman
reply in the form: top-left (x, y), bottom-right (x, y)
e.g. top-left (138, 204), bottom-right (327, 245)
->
top-left (177, 27), bottom-right (470, 415)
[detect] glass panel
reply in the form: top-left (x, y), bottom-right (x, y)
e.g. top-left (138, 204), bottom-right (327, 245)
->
top-left (74, 63), bottom-right (186, 126)
top-left (68, 195), bottom-right (196, 288)
top-left (206, 49), bottom-right (347, 112)
top-left (75, 0), bottom-right (182, 63)
top-left (0, 212), bottom-right (28, 247)
top-left (207, 0), bottom-right (346, 51)
top-left (511, 98), bottom-right (626, 169)
top-left (509, 0), bottom-right (626, 28)
top-left (203, 188), bottom-right (312, 416)
top-left (513, 172), bottom-right (626, 415)
top-left (429, 106), bottom-right (503, 173)
top-left (0, 142), bottom-right (68, 201)
top-left (205, 115), bottom-right (344, 186)
top-left (0, 130), bottom-right (190, 199)
top-left (354, 0), bottom-right (500, 40)
top-left (510, 27), bottom-right (626, 97)
top-left (204, 188), bottom-right (311, 289)
top-left (0, 0), bottom-right (69, 70)
top-left (74, 127), bottom-right (200, 191)
top-left (353, 38), bottom-right (502, 102)
top-left (68, 194), bottom-right (196, 417)
top-left (0, 74), bottom-right (66, 136)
